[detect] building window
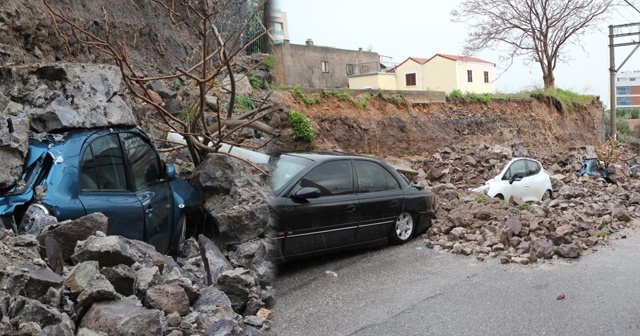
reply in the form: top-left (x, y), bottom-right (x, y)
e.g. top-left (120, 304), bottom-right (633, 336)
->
top-left (405, 73), bottom-right (416, 86)
top-left (484, 71), bottom-right (489, 83)
top-left (617, 97), bottom-right (631, 106)
top-left (467, 70), bottom-right (473, 82)
top-left (321, 61), bottom-right (329, 73)
top-left (631, 78), bottom-right (637, 82)
top-left (346, 64), bottom-right (354, 75)
top-left (617, 86), bottom-right (631, 95)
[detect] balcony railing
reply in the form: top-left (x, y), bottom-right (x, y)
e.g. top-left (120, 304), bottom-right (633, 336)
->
top-left (346, 62), bottom-right (396, 76)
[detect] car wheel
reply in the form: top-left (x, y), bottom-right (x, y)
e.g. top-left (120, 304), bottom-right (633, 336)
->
top-left (389, 212), bottom-right (414, 245)
top-left (495, 194), bottom-right (504, 200)
top-left (170, 214), bottom-right (187, 257)
top-left (542, 190), bottom-right (552, 201)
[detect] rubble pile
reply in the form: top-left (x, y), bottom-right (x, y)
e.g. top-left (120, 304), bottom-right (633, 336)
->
top-left (0, 63), bottom-right (137, 189)
top-left (417, 142), bottom-right (639, 264)
top-left (0, 212), bottom-right (275, 335)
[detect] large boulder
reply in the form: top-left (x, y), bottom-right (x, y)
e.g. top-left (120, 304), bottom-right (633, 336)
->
top-left (0, 63), bottom-right (136, 133)
top-left (0, 63), bottom-right (137, 190)
top-left (198, 235), bottom-right (233, 285)
top-left (0, 94), bottom-right (29, 189)
top-left (191, 154), bottom-right (275, 246)
top-left (38, 212), bottom-right (109, 261)
top-left (79, 299), bottom-right (163, 335)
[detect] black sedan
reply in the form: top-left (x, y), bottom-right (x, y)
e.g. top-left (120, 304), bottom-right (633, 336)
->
top-left (269, 153), bottom-right (436, 262)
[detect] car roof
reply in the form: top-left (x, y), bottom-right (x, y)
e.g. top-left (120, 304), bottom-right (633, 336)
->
top-left (281, 152), bottom-right (381, 163)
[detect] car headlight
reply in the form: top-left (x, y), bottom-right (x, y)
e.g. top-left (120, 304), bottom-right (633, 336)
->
top-left (471, 184), bottom-right (490, 195)
top-left (20, 203), bottom-right (51, 234)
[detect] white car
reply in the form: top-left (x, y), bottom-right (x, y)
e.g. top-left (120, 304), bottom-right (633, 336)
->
top-left (472, 158), bottom-right (552, 202)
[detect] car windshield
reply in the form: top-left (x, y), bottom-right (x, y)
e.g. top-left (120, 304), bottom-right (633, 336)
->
top-left (269, 155), bottom-right (314, 194)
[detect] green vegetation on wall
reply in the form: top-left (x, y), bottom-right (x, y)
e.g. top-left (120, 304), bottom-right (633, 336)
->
top-left (288, 109), bottom-right (315, 141)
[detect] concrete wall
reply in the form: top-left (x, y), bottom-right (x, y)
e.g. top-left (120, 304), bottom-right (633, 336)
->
top-left (272, 41), bottom-right (380, 88)
top-left (299, 88), bottom-right (446, 103)
top-left (348, 73), bottom-right (397, 90)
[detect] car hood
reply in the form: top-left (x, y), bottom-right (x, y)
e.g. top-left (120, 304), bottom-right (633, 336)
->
top-left (0, 143), bottom-right (49, 216)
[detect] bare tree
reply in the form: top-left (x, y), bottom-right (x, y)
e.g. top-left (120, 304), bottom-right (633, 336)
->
top-left (452, 0), bottom-right (613, 89)
top-left (44, 0), bottom-right (276, 170)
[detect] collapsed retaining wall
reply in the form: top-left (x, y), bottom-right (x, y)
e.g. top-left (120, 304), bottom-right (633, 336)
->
top-left (269, 92), bottom-right (606, 159)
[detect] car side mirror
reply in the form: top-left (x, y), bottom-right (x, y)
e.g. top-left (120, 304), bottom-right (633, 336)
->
top-left (166, 163), bottom-right (176, 181)
top-left (292, 187), bottom-right (321, 200)
top-left (509, 174), bottom-right (523, 184)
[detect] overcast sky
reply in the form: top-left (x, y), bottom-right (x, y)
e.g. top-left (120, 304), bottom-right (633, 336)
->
top-left (275, 0), bottom-right (640, 107)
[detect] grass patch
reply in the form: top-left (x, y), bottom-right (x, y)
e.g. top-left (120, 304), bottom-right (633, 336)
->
top-left (234, 95), bottom-right (256, 111)
top-left (473, 194), bottom-right (489, 202)
top-left (515, 203), bottom-right (532, 212)
top-left (530, 88), bottom-right (596, 111)
top-left (288, 109), bottom-right (315, 141)
top-left (248, 75), bottom-right (261, 89)
top-left (446, 89), bottom-right (490, 104)
top-left (322, 90), bottom-right (372, 110)
top-left (292, 86), bottom-right (322, 106)
top-left (591, 230), bottom-right (611, 237)
top-left (263, 54), bottom-right (275, 70)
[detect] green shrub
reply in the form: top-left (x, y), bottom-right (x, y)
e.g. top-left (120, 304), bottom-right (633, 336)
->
top-left (288, 109), bottom-right (315, 141)
top-left (292, 86), bottom-right (322, 106)
top-left (235, 96), bottom-right (256, 111)
top-left (352, 94), bottom-right (372, 110)
top-left (263, 54), bottom-right (275, 70)
top-left (248, 75), bottom-right (261, 89)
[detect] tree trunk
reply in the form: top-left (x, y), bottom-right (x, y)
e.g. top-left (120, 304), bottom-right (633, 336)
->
top-left (542, 71), bottom-right (555, 89)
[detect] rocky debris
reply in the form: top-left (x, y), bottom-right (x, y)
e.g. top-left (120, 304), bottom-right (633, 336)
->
top-left (198, 234), bottom-right (233, 285)
top-left (0, 63), bottom-right (137, 190)
top-left (0, 221), bottom-right (275, 335)
top-left (420, 142), bottom-right (639, 265)
top-left (38, 212), bottom-right (109, 261)
top-left (191, 154), bottom-right (275, 247)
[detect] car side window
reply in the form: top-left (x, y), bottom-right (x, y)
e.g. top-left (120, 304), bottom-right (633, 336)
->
top-left (502, 160), bottom-right (526, 180)
top-left (525, 160), bottom-right (541, 177)
top-left (355, 160), bottom-right (400, 193)
top-left (296, 160), bottom-right (353, 196)
top-left (120, 133), bottom-right (162, 190)
top-left (80, 134), bottom-right (128, 191)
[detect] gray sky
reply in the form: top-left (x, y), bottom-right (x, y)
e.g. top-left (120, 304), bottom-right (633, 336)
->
top-left (276, 0), bottom-right (640, 107)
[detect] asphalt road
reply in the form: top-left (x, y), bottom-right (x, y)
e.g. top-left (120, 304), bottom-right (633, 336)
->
top-left (274, 229), bottom-right (640, 336)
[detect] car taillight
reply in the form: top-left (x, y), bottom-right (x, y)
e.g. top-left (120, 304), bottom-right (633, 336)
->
top-left (431, 196), bottom-right (436, 209)
top-left (20, 203), bottom-right (51, 234)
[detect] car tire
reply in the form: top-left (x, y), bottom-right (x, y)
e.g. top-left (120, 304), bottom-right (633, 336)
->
top-left (495, 194), bottom-right (504, 200)
top-left (170, 214), bottom-right (187, 257)
top-left (389, 212), bottom-right (414, 245)
top-left (542, 190), bottom-right (552, 201)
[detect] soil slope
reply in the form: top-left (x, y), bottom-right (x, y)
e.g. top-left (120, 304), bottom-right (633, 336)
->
top-left (271, 91), bottom-right (606, 160)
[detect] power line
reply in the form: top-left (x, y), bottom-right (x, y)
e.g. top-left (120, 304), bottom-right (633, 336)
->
top-left (624, 0), bottom-right (640, 16)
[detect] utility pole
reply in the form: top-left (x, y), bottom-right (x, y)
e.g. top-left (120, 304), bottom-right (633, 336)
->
top-left (608, 22), bottom-right (640, 140)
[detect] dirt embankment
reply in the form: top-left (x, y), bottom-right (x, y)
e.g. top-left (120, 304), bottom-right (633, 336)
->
top-left (271, 91), bottom-right (606, 160)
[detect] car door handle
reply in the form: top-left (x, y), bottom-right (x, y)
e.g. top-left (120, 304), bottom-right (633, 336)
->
top-left (344, 205), bottom-right (357, 213)
top-left (145, 208), bottom-right (153, 217)
top-left (390, 200), bottom-right (400, 207)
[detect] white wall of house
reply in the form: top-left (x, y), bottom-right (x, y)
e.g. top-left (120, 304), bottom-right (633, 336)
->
top-left (424, 56), bottom-right (458, 92)
top-left (348, 73), bottom-right (397, 90)
top-left (455, 61), bottom-right (495, 94)
top-left (396, 60), bottom-right (424, 91)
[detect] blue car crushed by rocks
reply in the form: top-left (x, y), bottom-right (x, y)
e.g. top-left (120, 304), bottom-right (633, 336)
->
top-left (0, 126), bottom-right (202, 254)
